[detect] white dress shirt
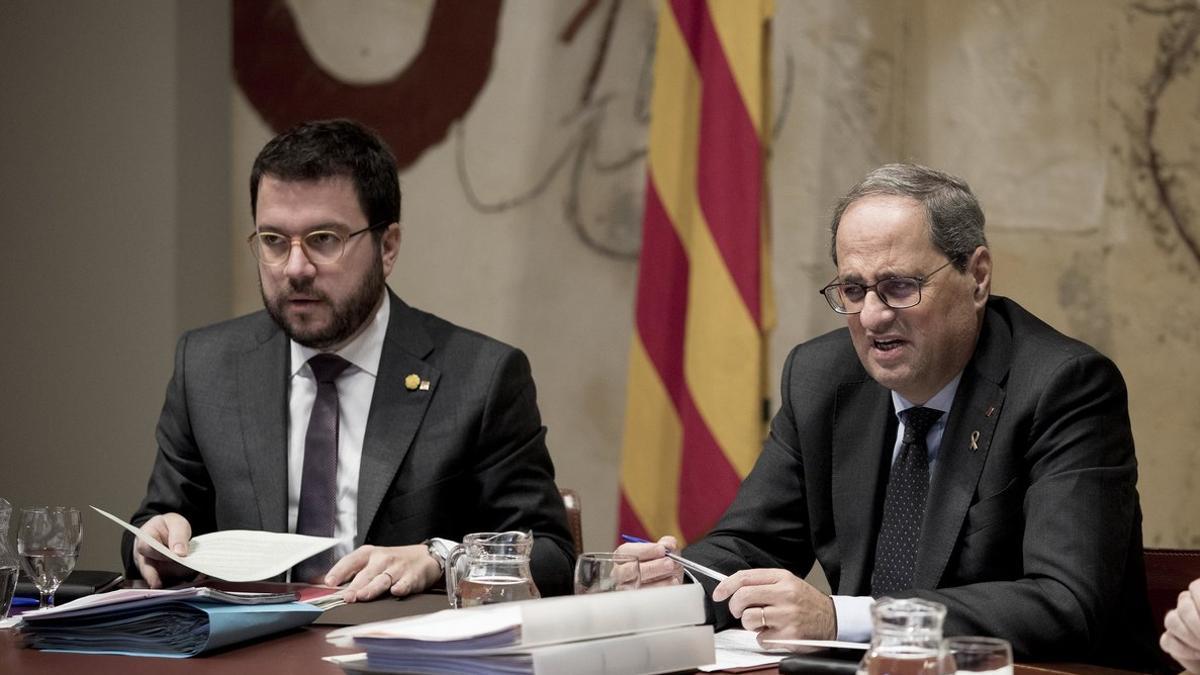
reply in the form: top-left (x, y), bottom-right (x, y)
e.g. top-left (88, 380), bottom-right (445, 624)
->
top-left (831, 372), bottom-right (963, 641)
top-left (287, 294), bottom-right (390, 562)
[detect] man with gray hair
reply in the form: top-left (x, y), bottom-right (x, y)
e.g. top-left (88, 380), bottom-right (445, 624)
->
top-left (622, 164), bottom-right (1161, 669)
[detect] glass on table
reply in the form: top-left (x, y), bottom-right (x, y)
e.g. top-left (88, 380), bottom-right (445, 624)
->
top-left (944, 636), bottom-right (1012, 675)
top-left (574, 552), bottom-right (640, 594)
top-left (17, 506), bottom-right (83, 610)
top-left (0, 498), bottom-right (16, 619)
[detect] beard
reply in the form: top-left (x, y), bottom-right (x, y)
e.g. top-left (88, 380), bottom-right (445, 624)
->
top-left (261, 255), bottom-right (386, 350)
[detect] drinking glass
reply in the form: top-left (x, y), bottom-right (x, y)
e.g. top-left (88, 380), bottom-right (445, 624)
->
top-left (17, 507), bottom-right (83, 610)
top-left (574, 552), bottom-right (640, 594)
top-left (944, 636), bottom-right (1012, 675)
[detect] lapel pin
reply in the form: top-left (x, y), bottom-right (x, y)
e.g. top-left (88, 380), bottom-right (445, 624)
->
top-left (404, 374), bottom-right (420, 391)
top-left (419, 380), bottom-right (431, 391)
top-left (969, 430), bottom-right (981, 451)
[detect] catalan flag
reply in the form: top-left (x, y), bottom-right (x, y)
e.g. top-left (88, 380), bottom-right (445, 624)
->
top-left (619, 0), bottom-right (775, 545)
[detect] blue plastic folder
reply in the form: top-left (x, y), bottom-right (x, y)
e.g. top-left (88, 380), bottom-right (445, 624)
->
top-left (20, 588), bottom-right (322, 658)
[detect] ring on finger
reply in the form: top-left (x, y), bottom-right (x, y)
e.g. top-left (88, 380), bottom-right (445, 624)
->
top-left (378, 570), bottom-right (395, 586)
top-left (758, 607), bottom-right (768, 631)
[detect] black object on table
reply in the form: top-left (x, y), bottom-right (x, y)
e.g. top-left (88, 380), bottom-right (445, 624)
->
top-left (15, 569), bottom-right (124, 604)
top-left (778, 648), bottom-right (863, 674)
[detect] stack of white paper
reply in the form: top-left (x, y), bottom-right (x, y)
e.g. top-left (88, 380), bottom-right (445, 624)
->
top-left (326, 584), bottom-right (715, 675)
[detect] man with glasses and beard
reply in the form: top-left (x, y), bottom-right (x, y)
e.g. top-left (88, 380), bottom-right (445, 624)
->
top-left (621, 164), bottom-right (1164, 670)
top-left (123, 119), bottom-right (574, 601)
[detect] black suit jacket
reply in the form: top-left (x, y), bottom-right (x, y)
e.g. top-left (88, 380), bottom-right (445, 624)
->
top-left (685, 296), bottom-right (1161, 670)
top-left (123, 290), bottom-right (575, 596)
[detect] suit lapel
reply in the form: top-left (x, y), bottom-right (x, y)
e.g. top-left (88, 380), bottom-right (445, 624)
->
top-left (236, 322), bottom-right (290, 533)
top-left (914, 304), bottom-right (1011, 589)
top-left (831, 378), bottom-right (893, 595)
top-left (355, 293), bottom-right (439, 545)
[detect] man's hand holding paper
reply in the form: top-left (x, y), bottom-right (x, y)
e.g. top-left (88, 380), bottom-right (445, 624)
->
top-left (133, 512), bottom-right (197, 588)
top-left (99, 506), bottom-right (337, 584)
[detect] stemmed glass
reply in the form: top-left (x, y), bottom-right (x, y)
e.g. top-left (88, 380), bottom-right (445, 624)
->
top-left (17, 507), bottom-right (82, 610)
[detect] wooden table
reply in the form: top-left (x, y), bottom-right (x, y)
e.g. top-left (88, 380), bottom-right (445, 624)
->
top-left (0, 591), bottom-right (1148, 675)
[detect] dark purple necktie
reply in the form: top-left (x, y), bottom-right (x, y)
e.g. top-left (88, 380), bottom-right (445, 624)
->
top-left (292, 353), bottom-right (351, 584)
top-left (871, 406), bottom-right (944, 596)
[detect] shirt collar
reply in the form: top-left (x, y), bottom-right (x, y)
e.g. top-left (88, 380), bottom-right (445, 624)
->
top-left (289, 292), bottom-right (390, 378)
top-left (891, 371), bottom-right (963, 418)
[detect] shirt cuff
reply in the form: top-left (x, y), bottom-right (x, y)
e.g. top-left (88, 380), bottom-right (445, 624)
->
top-left (831, 595), bottom-right (874, 642)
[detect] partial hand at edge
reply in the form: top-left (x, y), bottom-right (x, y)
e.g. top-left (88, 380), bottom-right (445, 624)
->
top-left (326, 544), bottom-right (441, 603)
top-left (616, 535), bottom-right (683, 587)
top-left (713, 568), bottom-right (836, 643)
top-left (1162, 578), bottom-right (1200, 673)
top-left (133, 512), bottom-right (196, 589)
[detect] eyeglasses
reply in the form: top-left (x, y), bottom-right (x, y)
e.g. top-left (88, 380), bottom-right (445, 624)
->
top-left (818, 260), bottom-right (954, 314)
top-left (247, 222), bottom-right (387, 266)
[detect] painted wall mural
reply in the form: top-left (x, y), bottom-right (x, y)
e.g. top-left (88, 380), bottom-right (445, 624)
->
top-left (231, 1), bottom-right (1200, 551)
top-left (234, 0), bottom-right (501, 171)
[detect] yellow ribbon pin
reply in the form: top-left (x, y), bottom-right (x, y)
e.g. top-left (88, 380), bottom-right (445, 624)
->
top-left (404, 374), bottom-right (420, 391)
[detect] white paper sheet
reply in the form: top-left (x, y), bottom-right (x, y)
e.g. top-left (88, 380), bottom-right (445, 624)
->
top-left (699, 629), bottom-right (791, 671)
top-left (92, 505), bottom-right (337, 582)
top-left (699, 630), bottom-right (871, 672)
top-left (761, 637), bottom-right (868, 651)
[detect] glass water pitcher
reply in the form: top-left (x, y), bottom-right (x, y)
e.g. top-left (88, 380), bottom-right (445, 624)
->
top-left (445, 531), bottom-right (541, 608)
top-left (858, 597), bottom-right (948, 675)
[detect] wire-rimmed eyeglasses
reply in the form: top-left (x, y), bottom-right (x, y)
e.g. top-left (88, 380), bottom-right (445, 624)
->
top-left (818, 260), bottom-right (954, 314)
top-left (247, 222), bottom-right (388, 266)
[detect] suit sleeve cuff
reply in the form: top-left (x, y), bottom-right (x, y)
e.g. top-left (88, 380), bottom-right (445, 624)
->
top-left (831, 595), bottom-right (874, 642)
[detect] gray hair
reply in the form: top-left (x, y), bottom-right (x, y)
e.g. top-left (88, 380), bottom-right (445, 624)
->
top-left (829, 163), bottom-right (986, 270)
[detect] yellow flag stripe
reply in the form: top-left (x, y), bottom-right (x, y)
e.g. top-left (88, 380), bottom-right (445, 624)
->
top-left (705, 0), bottom-right (772, 137)
top-left (618, 335), bottom-right (684, 540)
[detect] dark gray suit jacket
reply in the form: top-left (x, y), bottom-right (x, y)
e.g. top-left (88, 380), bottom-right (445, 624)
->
top-left (123, 290), bottom-right (575, 596)
top-left (685, 296), bottom-right (1162, 670)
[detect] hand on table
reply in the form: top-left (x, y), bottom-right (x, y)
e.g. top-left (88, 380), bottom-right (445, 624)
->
top-left (713, 568), bottom-right (836, 644)
top-left (1162, 578), bottom-right (1200, 673)
top-left (326, 544), bottom-right (441, 603)
top-left (615, 535), bottom-right (684, 587)
top-left (133, 512), bottom-right (197, 588)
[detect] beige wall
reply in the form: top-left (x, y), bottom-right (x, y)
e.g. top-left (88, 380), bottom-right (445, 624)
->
top-left (235, 1), bottom-right (1200, 552)
top-left (1, 0), bottom-right (1196, 576)
top-left (0, 1), bottom-right (230, 569)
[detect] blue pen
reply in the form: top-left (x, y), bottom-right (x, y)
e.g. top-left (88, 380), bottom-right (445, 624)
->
top-left (620, 534), bottom-right (729, 582)
top-left (11, 597), bottom-right (39, 607)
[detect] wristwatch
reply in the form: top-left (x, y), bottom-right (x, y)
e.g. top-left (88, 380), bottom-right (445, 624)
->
top-left (423, 538), bottom-right (454, 575)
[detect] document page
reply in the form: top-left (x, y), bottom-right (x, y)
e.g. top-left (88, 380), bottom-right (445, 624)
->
top-left (701, 629), bottom-right (790, 672)
top-left (92, 506), bottom-right (338, 582)
top-left (701, 630), bottom-right (869, 672)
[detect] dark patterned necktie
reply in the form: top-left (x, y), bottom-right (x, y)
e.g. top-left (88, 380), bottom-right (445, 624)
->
top-left (871, 406), bottom-right (944, 596)
top-left (292, 353), bottom-right (351, 584)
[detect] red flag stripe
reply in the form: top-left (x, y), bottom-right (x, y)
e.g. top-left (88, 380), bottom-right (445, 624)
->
top-left (633, 180), bottom-right (688, 397)
top-left (636, 179), bottom-right (743, 542)
top-left (668, 0), bottom-right (763, 324)
top-left (618, 490), bottom-right (651, 544)
top-left (676, 391), bottom-right (743, 542)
